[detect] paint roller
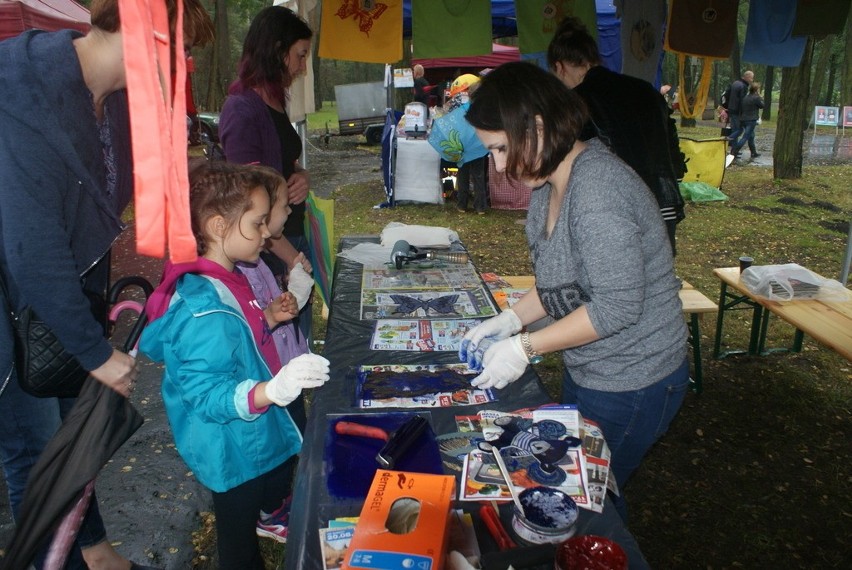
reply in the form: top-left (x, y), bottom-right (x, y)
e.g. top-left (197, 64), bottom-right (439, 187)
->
top-left (390, 239), bottom-right (427, 269)
top-left (334, 415), bottom-right (429, 469)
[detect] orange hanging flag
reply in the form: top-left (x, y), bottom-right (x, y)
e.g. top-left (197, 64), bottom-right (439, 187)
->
top-left (319, 0), bottom-right (403, 64)
top-left (120, 0), bottom-right (196, 263)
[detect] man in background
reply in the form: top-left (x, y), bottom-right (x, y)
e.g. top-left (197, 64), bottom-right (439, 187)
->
top-left (725, 70), bottom-right (754, 155)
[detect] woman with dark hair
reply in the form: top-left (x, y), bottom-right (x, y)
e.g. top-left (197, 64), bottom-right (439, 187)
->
top-left (459, 62), bottom-right (688, 521)
top-left (547, 16), bottom-right (686, 256)
top-left (219, 5), bottom-right (315, 346)
top-left (217, 5), bottom-right (315, 547)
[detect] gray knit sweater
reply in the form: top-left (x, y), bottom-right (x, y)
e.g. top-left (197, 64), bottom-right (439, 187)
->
top-left (526, 139), bottom-right (686, 391)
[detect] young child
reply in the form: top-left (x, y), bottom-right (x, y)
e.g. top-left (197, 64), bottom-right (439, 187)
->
top-left (234, 165), bottom-right (315, 543)
top-left (140, 161), bottom-right (330, 569)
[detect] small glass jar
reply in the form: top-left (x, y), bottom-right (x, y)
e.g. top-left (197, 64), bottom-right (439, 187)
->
top-left (511, 487), bottom-right (578, 546)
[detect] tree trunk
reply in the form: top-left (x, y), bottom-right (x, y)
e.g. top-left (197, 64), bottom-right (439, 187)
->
top-left (208, 0), bottom-right (231, 111)
top-left (824, 51), bottom-right (837, 106)
top-left (308, 2), bottom-right (323, 110)
top-left (762, 66), bottom-right (774, 121)
top-left (841, 8), bottom-right (852, 107)
top-left (730, 25), bottom-right (741, 81)
top-left (774, 38), bottom-right (814, 180)
top-left (806, 36), bottom-right (834, 116)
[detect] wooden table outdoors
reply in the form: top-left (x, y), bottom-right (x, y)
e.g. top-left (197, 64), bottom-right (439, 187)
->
top-left (712, 266), bottom-right (852, 361)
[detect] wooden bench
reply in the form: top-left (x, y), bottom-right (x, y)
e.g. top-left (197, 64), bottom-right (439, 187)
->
top-left (679, 280), bottom-right (718, 394)
top-left (712, 266), bottom-right (852, 361)
top-left (496, 276), bottom-right (717, 394)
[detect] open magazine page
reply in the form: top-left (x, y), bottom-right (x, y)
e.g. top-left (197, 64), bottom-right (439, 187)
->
top-left (460, 448), bottom-right (588, 508)
top-left (355, 364), bottom-right (495, 408)
top-left (360, 289), bottom-right (497, 320)
top-left (532, 405), bottom-right (582, 439)
top-left (477, 409), bottom-right (534, 441)
top-left (582, 416), bottom-right (616, 506)
top-left (319, 525), bottom-right (355, 570)
top-left (362, 266), bottom-right (483, 291)
top-left (370, 318), bottom-right (480, 351)
top-left (459, 407), bottom-right (592, 509)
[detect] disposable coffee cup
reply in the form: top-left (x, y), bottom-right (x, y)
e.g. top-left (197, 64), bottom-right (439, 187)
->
top-left (739, 256), bottom-right (754, 273)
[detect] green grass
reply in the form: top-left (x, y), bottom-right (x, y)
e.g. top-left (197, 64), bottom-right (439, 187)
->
top-left (307, 102), bottom-right (339, 132)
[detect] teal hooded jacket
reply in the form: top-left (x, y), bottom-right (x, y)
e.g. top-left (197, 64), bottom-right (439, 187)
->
top-left (140, 273), bottom-right (301, 493)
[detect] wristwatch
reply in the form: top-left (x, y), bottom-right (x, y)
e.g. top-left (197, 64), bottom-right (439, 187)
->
top-left (520, 332), bottom-right (544, 364)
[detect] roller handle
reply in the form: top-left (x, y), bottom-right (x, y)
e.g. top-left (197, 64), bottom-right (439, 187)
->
top-left (334, 421), bottom-right (389, 442)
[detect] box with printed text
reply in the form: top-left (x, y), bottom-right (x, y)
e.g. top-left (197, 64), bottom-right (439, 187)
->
top-left (342, 470), bottom-right (456, 570)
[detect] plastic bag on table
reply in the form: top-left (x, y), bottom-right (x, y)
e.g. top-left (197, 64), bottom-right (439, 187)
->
top-left (740, 263), bottom-right (850, 301)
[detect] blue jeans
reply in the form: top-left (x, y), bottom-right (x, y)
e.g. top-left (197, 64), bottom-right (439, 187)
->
top-left (286, 234), bottom-right (313, 345)
top-left (0, 373), bottom-right (107, 568)
top-left (727, 113), bottom-right (743, 148)
top-left (562, 358), bottom-right (690, 521)
top-left (732, 120), bottom-right (758, 155)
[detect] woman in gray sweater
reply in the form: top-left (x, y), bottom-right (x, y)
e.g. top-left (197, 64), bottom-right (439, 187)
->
top-left (459, 62), bottom-right (688, 520)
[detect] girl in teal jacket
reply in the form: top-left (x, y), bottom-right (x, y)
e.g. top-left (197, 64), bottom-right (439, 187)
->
top-left (140, 161), bottom-right (329, 569)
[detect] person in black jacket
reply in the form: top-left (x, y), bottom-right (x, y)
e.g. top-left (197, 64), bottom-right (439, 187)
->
top-left (729, 82), bottom-right (764, 161)
top-left (725, 70), bottom-right (754, 154)
top-left (547, 16), bottom-right (687, 256)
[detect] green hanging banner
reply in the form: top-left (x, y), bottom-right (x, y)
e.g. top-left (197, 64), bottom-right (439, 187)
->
top-left (412, 0), bottom-right (492, 59)
top-left (515, 0), bottom-right (598, 54)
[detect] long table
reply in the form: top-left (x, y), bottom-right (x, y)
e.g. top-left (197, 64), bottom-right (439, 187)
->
top-left (283, 237), bottom-right (650, 570)
top-left (713, 266), bottom-right (852, 360)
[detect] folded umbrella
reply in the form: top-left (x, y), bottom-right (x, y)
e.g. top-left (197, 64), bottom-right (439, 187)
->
top-left (1, 376), bottom-right (143, 569)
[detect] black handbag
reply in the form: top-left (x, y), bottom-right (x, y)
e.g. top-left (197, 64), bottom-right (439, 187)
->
top-left (2, 275), bottom-right (88, 398)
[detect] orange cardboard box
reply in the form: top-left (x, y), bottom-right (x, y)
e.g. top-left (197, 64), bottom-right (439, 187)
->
top-left (342, 470), bottom-right (456, 570)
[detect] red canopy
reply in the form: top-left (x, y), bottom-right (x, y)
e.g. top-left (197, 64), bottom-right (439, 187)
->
top-left (0, 0), bottom-right (90, 40)
top-left (412, 43), bottom-right (520, 69)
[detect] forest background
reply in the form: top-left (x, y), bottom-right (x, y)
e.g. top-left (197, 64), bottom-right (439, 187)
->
top-left (72, 0), bottom-right (852, 180)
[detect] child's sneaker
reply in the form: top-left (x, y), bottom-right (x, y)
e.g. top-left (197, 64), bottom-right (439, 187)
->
top-left (256, 496), bottom-right (291, 544)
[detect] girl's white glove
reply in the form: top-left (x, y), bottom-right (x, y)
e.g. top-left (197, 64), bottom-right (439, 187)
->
top-left (470, 335), bottom-right (529, 390)
top-left (266, 353), bottom-right (330, 407)
top-left (288, 263), bottom-right (315, 310)
top-left (458, 309), bottom-right (522, 366)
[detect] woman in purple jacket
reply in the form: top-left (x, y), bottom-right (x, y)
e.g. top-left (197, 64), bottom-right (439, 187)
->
top-left (219, 5), bottom-right (315, 343)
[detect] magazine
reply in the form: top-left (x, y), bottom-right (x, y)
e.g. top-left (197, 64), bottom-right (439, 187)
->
top-left (581, 416), bottom-right (614, 508)
top-left (319, 525), bottom-right (355, 570)
top-left (460, 448), bottom-right (589, 508)
top-left (370, 319), bottom-right (481, 351)
top-left (355, 364), bottom-right (495, 409)
top-left (480, 272), bottom-right (513, 290)
top-left (362, 266), bottom-right (483, 291)
top-left (458, 406), bottom-right (605, 511)
top-left (360, 288), bottom-right (497, 320)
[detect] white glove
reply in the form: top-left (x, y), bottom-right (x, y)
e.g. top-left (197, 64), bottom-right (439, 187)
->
top-left (458, 309), bottom-right (522, 367)
top-left (288, 263), bottom-right (314, 311)
top-left (470, 335), bottom-right (529, 390)
top-left (266, 353), bottom-right (330, 407)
